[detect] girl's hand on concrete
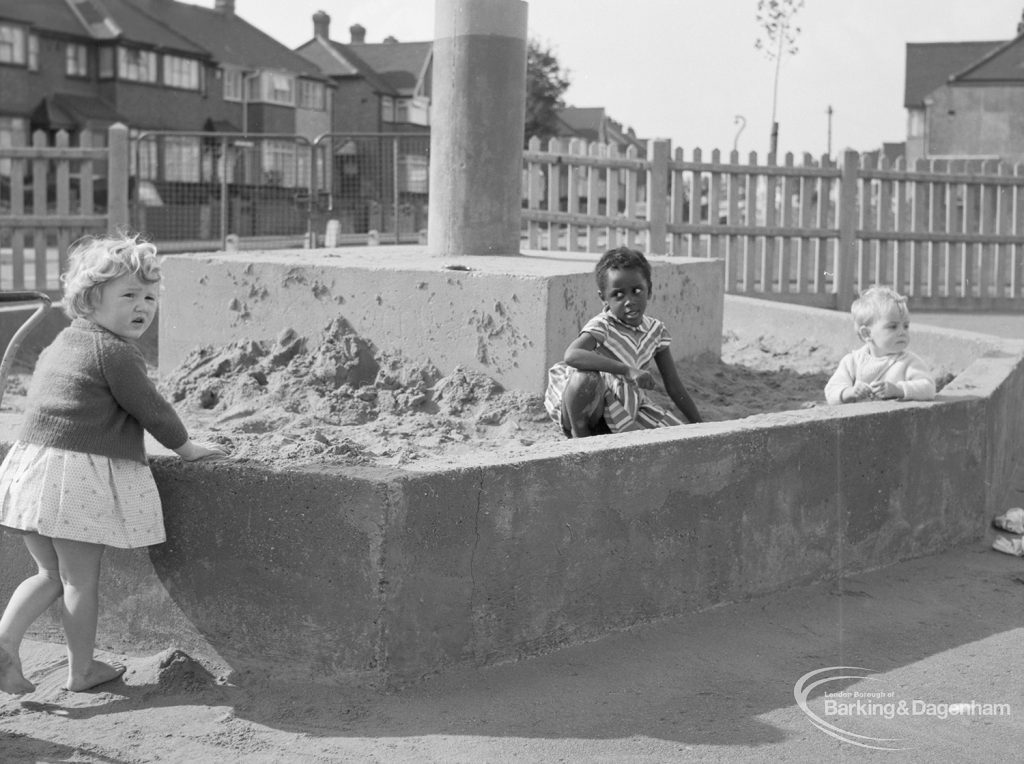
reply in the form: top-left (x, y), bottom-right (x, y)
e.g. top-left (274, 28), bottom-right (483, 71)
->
top-left (175, 439), bottom-right (230, 462)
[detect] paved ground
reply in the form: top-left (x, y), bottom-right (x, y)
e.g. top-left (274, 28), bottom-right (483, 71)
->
top-left (1, 542), bottom-right (1020, 762)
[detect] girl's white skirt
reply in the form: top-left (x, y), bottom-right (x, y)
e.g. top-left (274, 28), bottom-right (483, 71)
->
top-left (0, 442), bottom-right (165, 549)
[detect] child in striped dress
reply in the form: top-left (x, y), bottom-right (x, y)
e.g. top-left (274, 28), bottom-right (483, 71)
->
top-left (544, 247), bottom-right (702, 437)
top-left (0, 233), bottom-right (227, 695)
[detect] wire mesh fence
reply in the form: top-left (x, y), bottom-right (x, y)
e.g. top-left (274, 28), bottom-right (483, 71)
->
top-left (313, 133), bottom-right (430, 246)
top-left (130, 131), bottom-right (314, 253)
top-left (127, 131), bottom-right (430, 252)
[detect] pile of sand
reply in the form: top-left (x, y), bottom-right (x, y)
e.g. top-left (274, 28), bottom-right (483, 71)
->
top-left (159, 319), bottom-right (838, 470)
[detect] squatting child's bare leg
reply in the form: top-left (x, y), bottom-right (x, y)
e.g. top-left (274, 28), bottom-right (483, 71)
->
top-left (562, 371), bottom-right (606, 437)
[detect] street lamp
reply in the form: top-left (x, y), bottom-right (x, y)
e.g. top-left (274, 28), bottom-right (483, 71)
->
top-left (733, 115), bottom-right (747, 153)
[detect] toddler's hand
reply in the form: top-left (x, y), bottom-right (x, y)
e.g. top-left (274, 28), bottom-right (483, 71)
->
top-left (846, 382), bottom-right (873, 402)
top-left (175, 439), bottom-right (230, 462)
top-left (870, 380), bottom-right (903, 400)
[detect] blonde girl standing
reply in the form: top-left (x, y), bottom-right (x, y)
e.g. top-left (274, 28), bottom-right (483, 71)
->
top-left (0, 233), bottom-right (225, 694)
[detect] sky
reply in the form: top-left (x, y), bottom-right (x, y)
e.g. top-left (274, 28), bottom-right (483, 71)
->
top-left (234, 0), bottom-right (1024, 158)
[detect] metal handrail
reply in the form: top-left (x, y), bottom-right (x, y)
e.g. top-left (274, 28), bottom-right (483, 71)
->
top-left (0, 292), bottom-right (52, 410)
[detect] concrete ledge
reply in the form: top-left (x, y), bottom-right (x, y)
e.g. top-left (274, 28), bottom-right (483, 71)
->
top-left (2, 299), bottom-right (1022, 689)
top-left (157, 247), bottom-right (725, 394)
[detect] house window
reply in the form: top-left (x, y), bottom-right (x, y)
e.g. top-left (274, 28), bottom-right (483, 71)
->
top-left (66, 43), bottom-right (89, 78)
top-left (0, 116), bottom-right (29, 176)
top-left (164, 135), bottom-right (200, 182)
top-left (391, 97), bottom-right (430, 126)
top-left (398, 154), bottom-right (428, 193)
top-left (261, 140), bottom-right (308, 187)
top-left (163, 54), bottom-right (200, 90)
top-left (0, 23), bottom-right (25, 65)
top-left (223, 67), bottom-right (243, 101)
top-left (130, 129), bottom-right (158, 180)
top-left (117, 46), bottom-right (157, 83)
top-left (98, 46), bottom-right (114, 78)
top-left (262, 73), bottom-right (294, 106)
top-left (298, 80), bottom-right (325, 110)
top-left (408, 97), bottom-right (430, 126)
top-left (27, 34), bottom-right (38, 71)
top-left (907, 109), bottom-right (925, 139)
top-left (246, 74), bottom-right (260, 102)
top-left (381, 96), bottom-right (394, 123)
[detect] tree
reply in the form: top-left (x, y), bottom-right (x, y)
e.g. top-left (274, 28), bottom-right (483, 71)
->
top-left (525, 39), bottom-right (571, 145)
top-left (755, 0), bottom-right (804, 155)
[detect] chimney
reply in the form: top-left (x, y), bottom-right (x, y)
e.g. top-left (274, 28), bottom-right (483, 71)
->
top-left (313, 10), bottom-right (330, 39)
top-left (215, 0), bottom-right (235, 17)
top-left (349, 23), bottom-right (366, 44)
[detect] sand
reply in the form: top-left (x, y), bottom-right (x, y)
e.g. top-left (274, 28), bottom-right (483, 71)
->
top-left (148, 319), bottom-right (846, 470)
top-left (0, 318), bottom-right (953, 471)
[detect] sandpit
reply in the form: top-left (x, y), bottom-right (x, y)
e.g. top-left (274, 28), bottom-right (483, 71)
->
top-left (155, 319), bottom-right (843, 470)
top-left (0, 319), bottom-right (957, 471)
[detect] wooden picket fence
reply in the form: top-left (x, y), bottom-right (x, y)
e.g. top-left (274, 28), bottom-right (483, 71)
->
top-left (522, 137), bottom-right (1024, 311)
top-left (0, 125), bottom-right (128, 294)
top-left (5, 127), bottom-right (1024, 311)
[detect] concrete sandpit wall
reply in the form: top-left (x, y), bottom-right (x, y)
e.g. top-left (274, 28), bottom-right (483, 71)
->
top-left (1, 297), bottom-right (1022, 690)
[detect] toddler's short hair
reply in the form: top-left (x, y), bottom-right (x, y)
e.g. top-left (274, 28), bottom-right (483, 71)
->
top-left (594, 246), bottom-right (653, 295)
top-left (61, 232), bottom-right (161, 319)
top-left (850, 285), bottom-right (908, 329)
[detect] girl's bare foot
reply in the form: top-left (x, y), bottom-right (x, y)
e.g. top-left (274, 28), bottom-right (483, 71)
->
top-left (0, 645), bottom-right (34, 694)
top-left (65, 659), bottom-right (125, 692)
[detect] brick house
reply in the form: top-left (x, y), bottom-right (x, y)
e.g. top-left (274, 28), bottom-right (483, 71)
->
top-left (553, 107), bottom-right (646, 156)
top-left (0, 0), bottom-right (331, 182)
top-left (0, 0), bottom-right (334, 240)
top-left (295, 13), bottom-right (432, 236)
top-left (295, 14), bottom-right (431, 136)
top-left (904, 13), bottom-right (1024, 164)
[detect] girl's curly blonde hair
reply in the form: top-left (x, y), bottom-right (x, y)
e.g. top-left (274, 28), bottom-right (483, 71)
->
top-left (60, 232), bottom-right (161, 319)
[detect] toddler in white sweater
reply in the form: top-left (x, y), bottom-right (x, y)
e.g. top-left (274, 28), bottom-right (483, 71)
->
top-left (825, 286), bottom-right (936, 404)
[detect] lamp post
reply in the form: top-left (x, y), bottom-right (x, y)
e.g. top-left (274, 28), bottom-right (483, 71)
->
top-left (826, 105), bottom-right (833, 159)
top-left (733, 115), bottom-right (746, 153)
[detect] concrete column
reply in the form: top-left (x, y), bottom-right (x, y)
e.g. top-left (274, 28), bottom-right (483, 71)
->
top-left (427, 0), bottom-right (527, 256)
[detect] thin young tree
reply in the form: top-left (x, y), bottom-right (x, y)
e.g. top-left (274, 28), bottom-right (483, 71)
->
top-left (755, 0), bottom-right (804, 156)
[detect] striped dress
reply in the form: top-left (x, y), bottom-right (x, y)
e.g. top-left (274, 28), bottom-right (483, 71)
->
top-left (544, 311), bottom-right (684, 432)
